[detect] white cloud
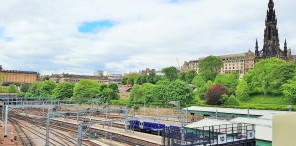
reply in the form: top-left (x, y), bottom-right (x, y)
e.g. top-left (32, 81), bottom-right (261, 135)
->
top-left (0, 0), bottom-right (295, 74)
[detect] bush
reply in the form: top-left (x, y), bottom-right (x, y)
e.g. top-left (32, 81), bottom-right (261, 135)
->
top-left (8, 84), bottom-right (18, 93)
top-left (205, 84), bottom-right (230, 105)
top-left (236, 80), bottom-right (250, 100)
top-left (222, 94), bottom-right (240, 106)
top-left (16, 92), bottom-right (26, 97)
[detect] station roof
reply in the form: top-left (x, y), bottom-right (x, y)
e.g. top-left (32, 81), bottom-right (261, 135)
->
top-left (185, 118), bottom-right (231, 128)
top-left (230, 117), bottom-right (272, 141)
top-left (183, 106), bottom-right (293, 117)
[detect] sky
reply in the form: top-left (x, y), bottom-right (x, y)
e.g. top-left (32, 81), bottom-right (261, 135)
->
top-left (0, 0), bottom-right (295, 75)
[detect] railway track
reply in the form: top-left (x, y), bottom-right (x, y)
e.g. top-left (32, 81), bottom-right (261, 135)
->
top-left (9, 118), bottom-right (34, 146)
top-left (13, 113), bottom-right (161, 146)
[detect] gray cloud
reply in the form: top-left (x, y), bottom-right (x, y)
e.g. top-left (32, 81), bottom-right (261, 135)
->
top-left (0, 0), bottom-right (295, 75)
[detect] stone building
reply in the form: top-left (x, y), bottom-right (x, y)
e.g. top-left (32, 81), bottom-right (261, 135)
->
top-left (49, 73), bottom-right (109, 84)
top-left (0, 65), bottom-right (38, 85)
top-left (182, 52), bottom-right (255, 79)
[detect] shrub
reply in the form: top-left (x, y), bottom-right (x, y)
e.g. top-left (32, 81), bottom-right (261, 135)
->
top-left (236, 80), bottom-right (250, 100)
top-left (222, 94), bottom-right (240, 106)
top-left (205, 84), bottom-right (230, 105)
top-left (16, 92), bottom-right (26, 97)
top-left (8, 84), bottom-right (18, 93)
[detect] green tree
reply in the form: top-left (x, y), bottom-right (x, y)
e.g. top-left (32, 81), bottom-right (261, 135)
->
top-left (36, 80), bottom-right (56, 97)
top-left (281, 77), bottom-right (296, 102)
top-left (20, 83), bottom-right (30, 92)
top-left (244, 58), bottom-right (296, 95)
top-left (198, 56), bottom-right (223, 81)
top-left (27, 82), bottom-right (39, 97)
top-left (73, 79), bottom-right (101, 99)
top-left (162, 66), bottom-right (178, 81)
top-left (195, 80), bottom-right (214, 99)
top-left (214, 73), bottom-right (239, 94)
top-left (121, 73), bottom-right (141, 85)
top-left (154, 79), bottom-right (170, 104)
top-left (178, 70), bottom-right (196, 84)
top-left (136, 75), bottom-right (147, 85)
top-left (146, 71), bottom-right (157, 84)
top-left (167, 80), bottom-right (193, 104)
top-left (192, 75), bottom-right (206, 88)
top-left (52, 82), bottom-right (74, 100)
top-left (100, 83), bottom-right (120, 102)
top-left (8, 84), bottom-right (17, 93)
top-left (129, 83), bottom-right (156, 103)
top-left (235, 80), bottom-right (250, 100)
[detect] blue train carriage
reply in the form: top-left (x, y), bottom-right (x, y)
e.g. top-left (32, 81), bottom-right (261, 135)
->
top-left (129, 119), bottom-right (182, 135)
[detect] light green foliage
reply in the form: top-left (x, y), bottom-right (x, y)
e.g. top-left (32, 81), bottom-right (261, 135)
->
top-left (244, 58), bottom-right (296, 95)
top-left (8, 84), bottom-right (17, 93)
top-left (214, 73), bottom-right (239, 94)
top-left (235, 80), bottom-right (250, 100)
top-left (198, 56), bottom-right (223, 81)
top-left (179, 70), bottom-right (196, 83)
top-left (195, 80), bottom-right (214, 99)
top-left (153, 79), bottom-right (170, 104)
top-left (192, 75), bottom-right (206, 88)
top-left (281, 77), bottom-right (296, 102)
top-left (167, 80), bottom-right (193, 104)
top-left (20, 83), bottom-right (30, 93)
top-left (129, 83), bottom-right (155, 103)
top-left (52, 82), bottom-right (74, 100)
top-left (73, 79), bottom-right (101, 99)
top-left (121, 73), bottom-right (141, 85)
top-left (136, 75), bottom-right (147, 85)
top-left (222, 94), bottom-right (240, 106)
top-left (36, 80), bottom-right (56, 98)
top-left (27, 82), bottom-right (39, 97)
top-left (99, 83), bottom-right (120, 102)
top-left (161, 66), bottom-right (178, 81)
top-left (129, 85), bottom-right (140, 102)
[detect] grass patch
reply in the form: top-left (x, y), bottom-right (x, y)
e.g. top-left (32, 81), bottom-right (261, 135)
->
top-left (240, 95), bottom-right (292, 105)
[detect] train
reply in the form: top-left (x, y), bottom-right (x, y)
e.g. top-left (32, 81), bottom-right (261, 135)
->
top-left (129, 119), bottom-right (179, 133)
top-left (129, 119), bottom-right (202, 143)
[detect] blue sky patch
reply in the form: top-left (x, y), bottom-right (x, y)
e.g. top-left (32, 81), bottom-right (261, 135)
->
top-left (78, 20), bottom-right (115, 33)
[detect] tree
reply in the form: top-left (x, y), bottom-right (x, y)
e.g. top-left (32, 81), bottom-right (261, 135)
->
top-left (243, 58), bottom-right (296, 95)
top-left (146, 71), bottom-right (157, 84)
top-left (167, 80), bottom-right (193, 104)
top-left (162, 66), bottom-right (178, 81)
top-left (154, 79), bottom-right (170, 104)
top-left (199, 56), bottom-right (223, 81)
top-left (27, 82), bottom-right (39, 97)
top-left (20, 83), bottom-right (30, 92)
top-left (100, 83), bottom-right (120, 102)
top-left (195, 80), bottom-right (214, 100)
top-left (136, 75), bottom-right (147, 85)
top-left (121, 73), bottom-right (141, 86)
top-left (214, 73), bottom-right (239, 94)
top-left (191, 75), bottom-right (206, 88)
top-left (235, 80), bottom-right (250, 100)
top-left (52, 82), bottom-right (74, 100)
top-left (129, 83), bottom-right (156, 103)
top-left (205, 84), bottom-right (230, 105)
top-left (36, 80), bottom-right (56, 98)
top-left (8, 84), bottom-right (17, 93)
top-left (73, 79), bottom-right (101, 99)
top-left (281, 77), bottom-right (296, 102)
top-left (179, 70), bottom-right (196, 84)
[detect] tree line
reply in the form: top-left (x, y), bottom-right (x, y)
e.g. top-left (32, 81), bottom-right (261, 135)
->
top-left (17, 79), bottom-right (119, 102)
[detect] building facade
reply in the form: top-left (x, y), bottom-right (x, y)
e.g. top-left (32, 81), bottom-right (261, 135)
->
top-left (0, 66), bottom-right (38, 85)
top-left (49, 73), bottom-right (109, 84)
top-left (182, 52), bottom-right (255, 78)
